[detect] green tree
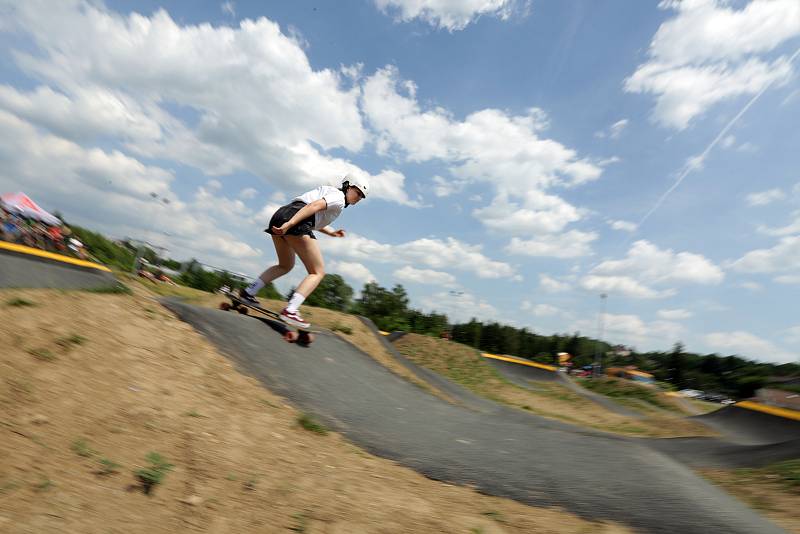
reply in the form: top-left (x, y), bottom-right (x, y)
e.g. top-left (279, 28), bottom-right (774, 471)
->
top-left (354, 282), bottom-right (411, 331)
top-left (666, 342), bottom-right (687, 389)
top-left (304, 274), bottom-right (353, 311)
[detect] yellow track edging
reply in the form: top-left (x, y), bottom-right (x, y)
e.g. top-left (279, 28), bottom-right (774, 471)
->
top-left (735, 400), bottom-right (800, 421)
top-left (481, 352), bottom-right (558, 372)
top-left (0, 241), bottom-right (111, 273)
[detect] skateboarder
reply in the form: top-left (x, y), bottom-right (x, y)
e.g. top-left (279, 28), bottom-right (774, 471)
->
top-left (238, 174), bottom-right (369, 329)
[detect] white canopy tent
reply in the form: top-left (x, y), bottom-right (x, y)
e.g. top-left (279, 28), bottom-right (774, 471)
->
top-left (1, 192), bottom-right (61, 226)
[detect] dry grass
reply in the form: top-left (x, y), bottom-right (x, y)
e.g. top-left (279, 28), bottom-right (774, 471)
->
top-left (394, 334), bottom-right (715, 438)
top-left (0, 288), bottom-right (633, 534)
top-left (699, 466), bottom-right (800, 534)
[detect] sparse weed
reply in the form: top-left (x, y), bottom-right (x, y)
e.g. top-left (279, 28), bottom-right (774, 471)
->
top-left (289, 511), bottom-right (310, 533)
top-left (6, 298), bottom-right (35, 307)
top-left (33, 475), bottom-right (52, 492)
top-left (184, 410), bottom-right (203, 418)
top-left (56, 334), bottom-right (87, 349)
top-left (98, 458), bottom-right (121, 475)
top-left (332, 323), bottom-right (353, 335)
top-left (28, 348), bottom-right (55, 361)
top-left (482, 510), bottom-right (506, 523)
top-left (134, 452), bottom-right (174, 495)
top-left (297, 413), bottom-right (328, 435)
top-left (767, 459), bottom-right (800, 487)
top-left (71, 438), bottom-right (96, 458)
top-left (226, 473), bottom-right (237, 481)
top-left (0, 480), bottom-right (19, 494)
top-left (85, 284), bottom-right (132, 295)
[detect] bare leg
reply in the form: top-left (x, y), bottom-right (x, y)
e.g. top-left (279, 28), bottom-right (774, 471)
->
top-left (284, 235), bottom-right (324, 297)
top-left (257, 235), bottom-right (296, 284)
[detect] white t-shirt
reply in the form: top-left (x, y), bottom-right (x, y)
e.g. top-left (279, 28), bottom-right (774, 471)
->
top-left (294, 186), bottom-right (346, 230)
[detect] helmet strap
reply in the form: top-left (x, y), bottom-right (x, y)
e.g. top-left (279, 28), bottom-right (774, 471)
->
top-left (341, 180), bottom-right (351, 208)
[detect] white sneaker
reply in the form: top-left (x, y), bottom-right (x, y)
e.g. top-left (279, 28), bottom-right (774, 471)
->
top-left (280, 308), bottom-right (310, 329)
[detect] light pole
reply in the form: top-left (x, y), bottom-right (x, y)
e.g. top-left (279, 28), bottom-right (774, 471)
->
top-left (593, 293), bottom-right (607, 377)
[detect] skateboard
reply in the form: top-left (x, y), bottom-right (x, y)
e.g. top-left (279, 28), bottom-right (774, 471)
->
top-left (218, 287), bottom-right (317, 345)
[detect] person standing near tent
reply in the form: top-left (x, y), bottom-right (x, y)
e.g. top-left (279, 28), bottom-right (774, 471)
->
top-left (239, 174), bottom-right (369, 328)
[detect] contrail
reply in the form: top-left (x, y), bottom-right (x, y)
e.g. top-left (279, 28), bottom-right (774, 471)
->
top-left (635, 46), bottom-right (800, 231)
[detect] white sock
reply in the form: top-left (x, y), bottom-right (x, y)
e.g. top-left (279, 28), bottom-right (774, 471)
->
top-left (286, 291), bottom-right (306, 313)
top-left (245, 278), bottom-right (265, 296)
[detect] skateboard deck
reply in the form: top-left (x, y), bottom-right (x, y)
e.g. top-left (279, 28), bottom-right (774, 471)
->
top-left (218, 288), bottom-right (317, 345)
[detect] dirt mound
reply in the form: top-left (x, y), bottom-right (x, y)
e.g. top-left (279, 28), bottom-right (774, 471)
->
top-left (0, 288), bottom-right (631, 534)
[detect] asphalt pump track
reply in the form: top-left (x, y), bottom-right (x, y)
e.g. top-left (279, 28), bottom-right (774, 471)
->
top-left (164, 299), bottom-right (799, 534)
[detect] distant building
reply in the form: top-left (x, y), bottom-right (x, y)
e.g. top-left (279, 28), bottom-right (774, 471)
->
top-left (611, 345), bottom-right (631, 357)
top-left (606, 366), bottom-right (654, 384)
top-left (756, 388), bottom-right (800, 411)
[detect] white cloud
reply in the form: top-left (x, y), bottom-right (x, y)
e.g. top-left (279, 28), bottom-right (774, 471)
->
top-left (327, 260), bottom-right (376, 288)
top-left (1, 3), bottom-right (441, 209)
top-left (239, 187), bottom-right (258, 200)
top-left (473, 191), bottom-right (583, 235)
top-left (775, 274), bottom-right (800, 284)
top-left (609, 219), bottom-right (637, 232)
top-left (592, 239), bottom-right (724, 284)
top-left (746, 188), bottom-right (785, 206)
top-left (705, 331), bottom-right (797, 363)
top-left (418, 291), bottom-right (498, 323)
top-left (657, 308), bottom-right (693, 320)
top-left (580, 240), bottom-right (723, 299)
top-left (506, 230), bottom-right (597, 259)
top-left (580, 275), bottom-right (675, 300)
top-left (624, 0), bottom-right (800, 129)
top-left (221, 1), bottom-right (235, 17)
top-left (526, 303), bottom-right (562, 317)
top-left (432, 175), bottom-right (466, 197)
top-left (758, 211), bottom-right (800, 237)
top-left (739, 281), bottom-right (763, 291)
top-left (394, 265), bottom-right (457, 287)
top-left (595, 118), bottom-right (629, 139)
top-left (0, 110), bottom-right (261, 268)
top-left (572, 313), bottom-right (684, 352)
top-left (320, 233), bottom-right (516, 280)
top-left (363, 67), bottom-right (600, 188)
top-left (729, 236), bottom-right (800, 277)
top-left (373, 0), bottom-right (528, 31)
top-left (539, 274), bottom-right (570, 293)
top-left (721, 134), bottom-right (736, 149)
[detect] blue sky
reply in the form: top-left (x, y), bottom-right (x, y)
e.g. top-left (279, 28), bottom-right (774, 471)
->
top-left (1, 0), bottom-right (799, 363)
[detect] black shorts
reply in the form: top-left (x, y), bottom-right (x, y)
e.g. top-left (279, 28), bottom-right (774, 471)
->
top-left (265, 200), bottom-right (316, 239)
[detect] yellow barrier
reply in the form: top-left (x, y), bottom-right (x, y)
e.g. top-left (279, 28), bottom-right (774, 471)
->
top-left (735, 400), bottom-right (800, 422)
top-left (0, 241), bottom-right (111, 273)
top-left (481, 352), bottom-right (558, 372)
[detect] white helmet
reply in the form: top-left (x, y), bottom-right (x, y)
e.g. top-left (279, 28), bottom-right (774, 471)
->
top-left (343, 173), bottom-right (369, 198)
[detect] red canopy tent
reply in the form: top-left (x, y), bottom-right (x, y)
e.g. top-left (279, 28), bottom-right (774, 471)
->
top-left (1, 192), bottom-right (61, 226)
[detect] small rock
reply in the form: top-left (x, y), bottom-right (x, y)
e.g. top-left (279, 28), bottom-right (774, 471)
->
top-left (179, 495), bottom-right (203, 506)
top-left (30, 414), bottom-right (49, 425)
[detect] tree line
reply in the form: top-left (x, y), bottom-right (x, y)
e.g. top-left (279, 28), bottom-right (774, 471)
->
top-left (63, 224), bottom-right (798, 400)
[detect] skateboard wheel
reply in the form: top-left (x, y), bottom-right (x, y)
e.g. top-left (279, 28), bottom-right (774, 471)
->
top-left (283, 331), bottom-right (299, 343)
top-left (298, 332), bottom-right (315, 345)
top-left (219, 302), bottom-right (231, 311)
top-left (237, 307), bottom-right (249, 315)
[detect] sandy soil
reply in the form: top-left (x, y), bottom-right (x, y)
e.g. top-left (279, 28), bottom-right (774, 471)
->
top-left (699, 468), bottom-right (800, 534)
top-left (0, 288), bottom-right (632, 534)
top-left (394, 334), bottom-right (715, 438)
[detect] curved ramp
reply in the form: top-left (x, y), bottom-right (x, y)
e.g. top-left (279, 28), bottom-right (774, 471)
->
top-left (0, 244), bottom-right (117, 290)
top-left (483, 353), bottom-right (643, 419)
top-left (164, 300), bottom-right (786, 534)
top-left (691, 405), bottom-right (800, 445)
